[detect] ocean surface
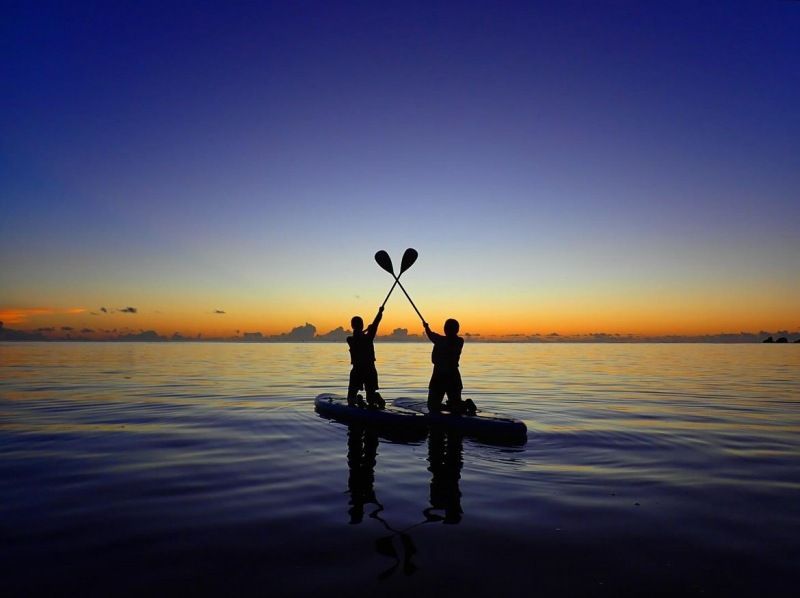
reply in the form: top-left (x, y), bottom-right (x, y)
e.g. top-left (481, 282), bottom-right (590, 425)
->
top-left (1, 342), bottom-right (799, 596)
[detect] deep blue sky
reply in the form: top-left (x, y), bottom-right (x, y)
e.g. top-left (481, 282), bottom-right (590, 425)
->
top-left (2, 1), bottom-right (798, 336)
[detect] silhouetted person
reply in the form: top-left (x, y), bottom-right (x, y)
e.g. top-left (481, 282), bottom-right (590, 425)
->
top-left (347, 424), bottom-right (380, 524)
top-left (347, 306), bottom-right (385, 408)
top-left (423, 318), bottom-right (474, 414)
top-left (423, 428), bottom-right (464, 524)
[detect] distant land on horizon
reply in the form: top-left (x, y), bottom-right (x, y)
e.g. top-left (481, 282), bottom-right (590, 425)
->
top-left (1, 322), bottom-right (797, 344)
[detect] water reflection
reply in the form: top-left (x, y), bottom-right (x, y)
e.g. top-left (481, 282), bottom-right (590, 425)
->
top-left (346, 425), bottom-right (380, 524)
top-left (3, 343), bottom-right (799, 594)
top-left (424, 427), bottom-right (464, 524)
top-left (344, 423), bottom-right (467, 579)
top-left (345, 424), bottom-right (420, 578)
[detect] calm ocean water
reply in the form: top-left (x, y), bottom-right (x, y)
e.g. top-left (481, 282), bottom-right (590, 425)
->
top-left (1, 341), bottom-right (799, 596)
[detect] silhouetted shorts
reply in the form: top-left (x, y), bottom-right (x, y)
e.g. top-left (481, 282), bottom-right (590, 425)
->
top-left (348, 365), bottom-right (379, 399)
top-left (428, 367), bottom-right (463, 407)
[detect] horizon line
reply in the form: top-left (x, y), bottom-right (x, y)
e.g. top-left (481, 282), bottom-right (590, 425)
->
top-left (2, 327), bottom-right (798, 344)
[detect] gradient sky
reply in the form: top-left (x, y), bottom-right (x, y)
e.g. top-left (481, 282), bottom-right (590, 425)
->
top-left (2, 1), bottom-right (798, 338)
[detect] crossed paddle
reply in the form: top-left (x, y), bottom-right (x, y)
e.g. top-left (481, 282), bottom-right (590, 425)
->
top-left (375, 248), bottom-right (426, 325)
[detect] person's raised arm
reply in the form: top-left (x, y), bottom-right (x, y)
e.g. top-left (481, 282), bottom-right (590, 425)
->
top-left (423, 321), bottom-right (439, 343)
top-left (366, 306), bottom-right (384, 338)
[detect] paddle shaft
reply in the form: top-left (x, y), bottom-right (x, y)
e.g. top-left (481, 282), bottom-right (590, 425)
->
top-left (375, 248), bottom-right (423, 320)
top-left (390, 275), bottom-right (425, 324)
top-left (380, 279), bottom-right (398, 308)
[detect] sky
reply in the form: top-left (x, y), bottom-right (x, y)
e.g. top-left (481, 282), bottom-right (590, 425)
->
top-left (1, 1), bottom-right (798, 339)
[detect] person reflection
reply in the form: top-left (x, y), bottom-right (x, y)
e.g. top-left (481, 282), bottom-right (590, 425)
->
top-left (347, 424), bottom-right (380, 524)
top-left (423, 427), bottom-right (464, 524)
top-left (345, 424), bottom-right (420, 578)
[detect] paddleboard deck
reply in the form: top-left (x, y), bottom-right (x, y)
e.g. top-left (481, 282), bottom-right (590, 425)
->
top-left (314, 393), bottom-right (428, 435)
top-left (393, 398), bottom-right (528, 444)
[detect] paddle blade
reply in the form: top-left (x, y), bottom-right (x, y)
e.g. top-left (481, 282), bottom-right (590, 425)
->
top-left (375, 250), bottom-right (394, 275)
top-left (399, 248), bottom-right (418, 274)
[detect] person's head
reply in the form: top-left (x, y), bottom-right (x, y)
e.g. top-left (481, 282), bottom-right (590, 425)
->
top-left (444, 318), bottom-right (460, 337)
top-left (351, 316), bottom-right (364, 333)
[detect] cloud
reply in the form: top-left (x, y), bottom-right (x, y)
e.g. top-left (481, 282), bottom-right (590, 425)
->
top-left (213, 309), bottom-right (226, 314)
top-left (243, 323), bottom-right (428, 343)
top-left (117, 330), bottom-right (163, 341)
top-left (468, 330), bottom-right (800, 343)
top-left (120, 307), bottom-right (137, 314)
top-left (0, 327), bottom-right (46, 341)
top-left (285, 323), bottom-right (317, 341)
top-left (3, 322), bottom-right (796, 343)
top-left (316, 326), bottom-right (350, 341)
top-left (381, 328), bottom-right (422, 342)
top-left (269, 323), bottom-right (317, 341)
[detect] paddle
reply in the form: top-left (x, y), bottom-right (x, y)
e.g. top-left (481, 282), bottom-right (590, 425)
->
top-left (375, 247), bottom-right (419, 307)
top-left (375, 248), bottom-right (425, 323)
top-left (400, 248), bottom-right (418, 273)
top-left (377, 249), bottom-right (417, 309)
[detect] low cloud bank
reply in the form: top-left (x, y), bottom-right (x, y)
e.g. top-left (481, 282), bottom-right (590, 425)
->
top-left (316, 327), bottom-right (349, 341)
top-left (2, 319), bottom-right (799, 343)
top-left (481, 331), bottom-right (800, 343)
top-left (117, 330), bottom-right (164, 341)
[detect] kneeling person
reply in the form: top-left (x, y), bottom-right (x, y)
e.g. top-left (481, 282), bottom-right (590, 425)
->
top-left (347, 306), bottom-right (385, 409)
top-left (424, 318), bottom-right (475, 415)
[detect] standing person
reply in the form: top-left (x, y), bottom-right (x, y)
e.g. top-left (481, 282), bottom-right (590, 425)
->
top-left (423, 318), bottom-right (475, 414)
top-left (347, 306), bottom-right (385, 409)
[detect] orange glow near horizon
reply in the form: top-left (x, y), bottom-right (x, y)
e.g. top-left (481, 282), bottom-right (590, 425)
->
top-left (3, 293), bottom-right (797, 339)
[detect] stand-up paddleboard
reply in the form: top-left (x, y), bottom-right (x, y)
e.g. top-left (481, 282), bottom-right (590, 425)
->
top-left (315, 393), bottom-right (428, 436)
top-left (392, 398), bottom-right (528, 444)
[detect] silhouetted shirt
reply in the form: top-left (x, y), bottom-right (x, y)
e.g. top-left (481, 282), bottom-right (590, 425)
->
top-left (426, 330), bottom-right (463, 372)
top-left (347, 312), bottom-right (382, 368)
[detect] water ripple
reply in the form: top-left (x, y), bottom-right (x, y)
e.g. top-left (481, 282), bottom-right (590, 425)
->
top-left (1, 342), bottom-right (799, 595)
